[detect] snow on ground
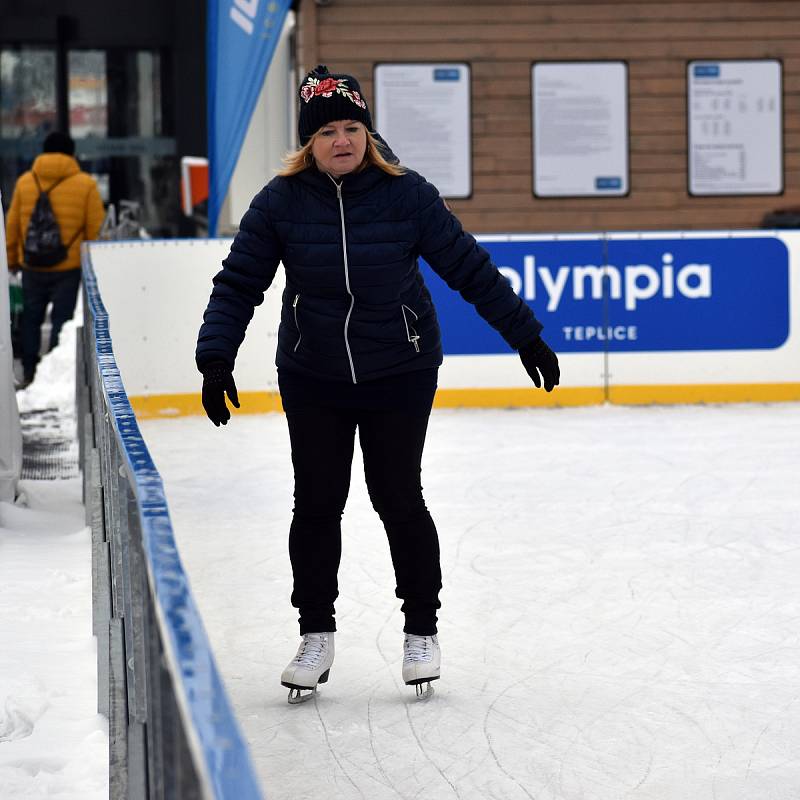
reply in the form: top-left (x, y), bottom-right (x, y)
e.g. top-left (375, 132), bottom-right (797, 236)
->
top-left (0, 318), bottom-right (108, 799)
top-left (141, 401), bottom-right (800, 800)
top-left (15, 316), bottom-right (81, 418)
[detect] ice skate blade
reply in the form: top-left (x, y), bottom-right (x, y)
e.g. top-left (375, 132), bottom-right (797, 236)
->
top-left (286, 687), bottom-right (316, 704)
top-left (405, 675), bottom-right (439, 700)
top-left (404, 674), bottom-right (440, 687)
top-left (415, 682), bottom-right (435, 700)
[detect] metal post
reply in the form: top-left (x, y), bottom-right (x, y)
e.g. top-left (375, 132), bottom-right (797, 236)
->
top-left (145, 600), bottom-right (166, 800)
top-left (109, 617), bottom-right (129, 800)
top-left (89, 446), bottom-right (111, 717)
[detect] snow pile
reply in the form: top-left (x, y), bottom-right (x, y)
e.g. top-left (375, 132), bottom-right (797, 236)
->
top-left (0, 482), bottom-right (108, 798)
top-left (17, 311), bottom-right (79, 420)
top-left (0, 303), bottom-right (108, 799)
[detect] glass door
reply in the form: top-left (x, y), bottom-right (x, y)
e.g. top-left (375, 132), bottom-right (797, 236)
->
top-left (1, 47), bottom-right (178, 236)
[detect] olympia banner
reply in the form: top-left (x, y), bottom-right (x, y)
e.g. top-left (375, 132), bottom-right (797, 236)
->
top-left (207, 0), bottom-right (291, 236)
top-left (422, 235), bottom-right (790, 354)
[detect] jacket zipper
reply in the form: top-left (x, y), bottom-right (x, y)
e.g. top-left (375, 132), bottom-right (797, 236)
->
top-left (331, 177), bottom-right (358, 384)
top-left (292, 293), bottom-right (302, 352)
top-left (401, 304), bottom-right (421, 352)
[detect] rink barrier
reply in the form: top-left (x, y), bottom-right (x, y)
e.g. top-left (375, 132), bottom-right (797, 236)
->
top-left (78, 246), bottom-right (264, 800)
top-left (87, 232), bottom-right (800, 419)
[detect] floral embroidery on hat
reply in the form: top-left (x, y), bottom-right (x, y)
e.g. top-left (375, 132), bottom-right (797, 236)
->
top-left (300, 76), bottom-right (367, 109)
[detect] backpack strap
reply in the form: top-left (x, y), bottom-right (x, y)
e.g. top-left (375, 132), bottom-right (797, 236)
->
top-left (64, 226), bottom-right (83, 251)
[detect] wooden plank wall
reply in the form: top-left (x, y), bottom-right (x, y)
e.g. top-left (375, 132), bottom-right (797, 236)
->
top-left (298, 0), bottom-right (800, 233)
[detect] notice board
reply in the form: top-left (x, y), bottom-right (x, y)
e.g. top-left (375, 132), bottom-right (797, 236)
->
top-left (374, 63), bottom-right (471, 198)
top-left (532, 61), bottom-right (629, 197)
top-left (688, 60), bottom-right (783, 195)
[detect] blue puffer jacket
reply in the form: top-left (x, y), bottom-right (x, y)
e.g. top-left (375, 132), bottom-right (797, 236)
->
top-left (196, 165), bottom-right (543, 383)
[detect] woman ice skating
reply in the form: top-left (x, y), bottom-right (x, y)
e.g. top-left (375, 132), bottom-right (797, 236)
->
top-left (196, 65), bottom-right (559, 703)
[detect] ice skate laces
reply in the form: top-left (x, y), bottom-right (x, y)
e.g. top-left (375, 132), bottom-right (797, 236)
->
top-left (404, 634), bottom-right (432, 664)
top-left (293, 634), bottom-right (328, 669)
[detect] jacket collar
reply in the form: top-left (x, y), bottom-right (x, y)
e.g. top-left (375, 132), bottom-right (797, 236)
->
top-left (296, 164), bottom-right (387, 197)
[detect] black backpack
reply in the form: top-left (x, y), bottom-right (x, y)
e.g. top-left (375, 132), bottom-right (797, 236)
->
top-left (24, 173), bottom-right (79, 267)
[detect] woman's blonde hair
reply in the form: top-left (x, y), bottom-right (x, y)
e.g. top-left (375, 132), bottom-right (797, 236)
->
top-left (278, 127), bottom-right (404, 178)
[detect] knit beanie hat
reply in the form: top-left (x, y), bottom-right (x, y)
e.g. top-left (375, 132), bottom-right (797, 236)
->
top-left (42, 131), bottom-right (75, 156)
top-left (297, 65), bottom-right (373, 146)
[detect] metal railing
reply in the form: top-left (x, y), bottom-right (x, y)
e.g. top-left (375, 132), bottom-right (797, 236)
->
top-left (77, 245), bottom-right (264, 800)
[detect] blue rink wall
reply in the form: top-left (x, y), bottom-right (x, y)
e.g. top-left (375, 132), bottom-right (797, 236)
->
top-left (85, 230), bottom-right (800, 419)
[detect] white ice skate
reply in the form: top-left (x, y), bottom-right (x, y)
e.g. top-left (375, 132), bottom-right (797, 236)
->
top-left (402, 634), bottom-right (440, 699)
top-left (281, 632), bottom-right (335, 704)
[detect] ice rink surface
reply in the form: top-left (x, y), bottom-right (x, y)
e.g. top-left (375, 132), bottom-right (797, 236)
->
top-left (141, 403), bottom-right (800, 800)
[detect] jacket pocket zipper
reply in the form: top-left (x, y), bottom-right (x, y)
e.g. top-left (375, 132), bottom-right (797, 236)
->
top-left (293, 294), bottom-right (302, 352)
top-left (401, 304), bottom-right (420, 353)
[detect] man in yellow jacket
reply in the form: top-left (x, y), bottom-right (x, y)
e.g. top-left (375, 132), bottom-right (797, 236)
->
top-left (5, 131), bottom-right (104, 388)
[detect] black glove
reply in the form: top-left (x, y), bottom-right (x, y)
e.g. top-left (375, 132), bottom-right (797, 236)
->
top-left (519, 337), bottom-right (560, 392)
top-left (201, 361), bottom-right (240, 426)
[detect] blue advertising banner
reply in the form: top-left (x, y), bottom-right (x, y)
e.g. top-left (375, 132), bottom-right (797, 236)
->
top-left (207, 0), bottom-right (291, 235)
top-left (421, 236), bottom-right (790, 354)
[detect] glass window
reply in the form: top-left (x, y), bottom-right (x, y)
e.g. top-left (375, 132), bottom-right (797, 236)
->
top-left (69, 51), bottom-right (110, 202)
top-left (69, 50), bottom-right (107, 138)
top-left (135, 51), bottom-right (163, 137)
top-left (0, 48), bottom-right (57, 206)
top-left (1, 49), bottom-right (57, 138)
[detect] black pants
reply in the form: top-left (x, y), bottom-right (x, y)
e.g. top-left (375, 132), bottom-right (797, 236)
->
top-left (280, 369), bottom-right (441, 636)
top-left (21, 268), bottom-right (81, 377)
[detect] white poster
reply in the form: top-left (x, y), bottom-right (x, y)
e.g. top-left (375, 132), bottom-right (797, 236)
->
top-left (688, 60), bottom-right (783, 195)
top-left (374, 63), bottom-right (471, 198)
top-left (533, 62), bottom-right (629, 197)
